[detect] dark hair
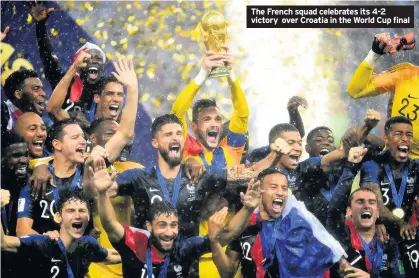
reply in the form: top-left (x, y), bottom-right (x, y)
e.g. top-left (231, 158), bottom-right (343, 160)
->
top-left (257, 167), bottom-right (287, 183)
top-left (306, 126), bottom-right (333, 142)
top-left (347, 187), bottom-right (377, 206)
top-left (268, 123), bottom-right (299, 144)
top-left (192, 99), bottom-right (217, 123)
top-left (96, 76), bottom-right (122, 95)
top-left (4, 69), bottom-right (38, 102)
top-left (384, 116), bottom-right (412, 135)
top-left (2, 130), bottom-right (27, 152)
top-left (56, 191), bottom-right (90, 214)
top-left (151, 114), bottom-right (182, 138)
top-left (146, 200), bottom-right (178, 222)
top-left (45, 119), bottom-right (81, 153)
top-left (88, 117), bottom-right (116, 135)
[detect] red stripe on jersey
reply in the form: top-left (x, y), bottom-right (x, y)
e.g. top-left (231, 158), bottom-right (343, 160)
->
top-left (122, 225), bottom-right (165, 264)
top-left (249, 212), bottom-right (258, 226)
top-left (346, 220), bottom-right (372, 273)
top-left (250, 234), bottom-right (265, 278)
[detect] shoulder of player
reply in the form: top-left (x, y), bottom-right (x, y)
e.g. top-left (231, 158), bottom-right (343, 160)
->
top-left (385, 62), bottom-right (417, 74)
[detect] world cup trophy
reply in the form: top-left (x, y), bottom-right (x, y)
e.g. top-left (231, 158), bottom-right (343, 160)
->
top-left (199, 10), bottom-right (230, 78)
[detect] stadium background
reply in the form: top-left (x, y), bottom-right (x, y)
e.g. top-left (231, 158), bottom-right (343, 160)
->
top-left (1, 0), bottom-right (419, 166)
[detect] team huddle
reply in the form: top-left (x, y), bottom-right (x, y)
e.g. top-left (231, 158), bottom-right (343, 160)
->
top-left (1, 3), bottom-right (419, 278)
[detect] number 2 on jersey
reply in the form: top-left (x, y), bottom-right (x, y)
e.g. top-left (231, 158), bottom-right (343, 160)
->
top-left (50, 266), bottom-right (60, 278)
top-left (40, 200), bottom-right (56, 219)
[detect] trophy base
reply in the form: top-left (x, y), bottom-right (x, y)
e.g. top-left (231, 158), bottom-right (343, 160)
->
top-left (208, 66), bottom-right (230, 78)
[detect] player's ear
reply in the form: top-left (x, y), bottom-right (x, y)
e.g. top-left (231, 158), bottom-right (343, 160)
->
top-left (191, 122), bottom-right (197, 134)
top-left (384, 134), bottom-right (388, 146)
top-left (53, 212), bottom-right (62, 224)
top-left (94, 94), bottom-right (101, 104)
top-left (52, 139), bottom-right (62, 152)
top-left (89, 134), bottom-right (97, 145)
top-left (15, 89), bottom-right (23, 100)
top-left (346, 207), bottom-right (352, 219)
top-left (146, 221), bottom-right (152, 232)
top-left (151, 137), bottom-right (158, 149)
top-left (305, 144), bottom-right (311, 154)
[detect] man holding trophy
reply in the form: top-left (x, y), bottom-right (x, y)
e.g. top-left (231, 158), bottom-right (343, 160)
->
top-left (170, 10), bottom-right (249, 278)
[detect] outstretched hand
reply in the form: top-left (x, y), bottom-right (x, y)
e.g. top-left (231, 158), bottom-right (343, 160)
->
top-left (112, 57), bottom-right (138, 89)
top-left (29, 1), bottom-right (55, 22)
top-left (1, 26), bottom-right (10, 42)
top-left (240, 179), bottom-right (261, 211)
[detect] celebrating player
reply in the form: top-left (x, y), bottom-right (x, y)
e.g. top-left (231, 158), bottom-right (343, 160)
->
top-left (15, 112), bottom-right (47, 159)
top-left (2, 191), bottom-right (121, 278)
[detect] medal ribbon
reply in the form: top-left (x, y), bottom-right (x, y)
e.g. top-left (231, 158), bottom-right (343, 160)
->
top-left (320, 174), bottom-right (336, 201)
top-left (359, 237), bottom-right (383, 276)
top-left (57, 239), bottom-right (75, 278)
top-left (155, 164), bottom-right (182, 206)
top-left (146, 243), bottom-right (171, 278)
top-left (1, 201), bottom-right (13, 234)
top-left (198, 147), bottom-right (227, 169)
top-left (384, 165), bottom-right (408, 208)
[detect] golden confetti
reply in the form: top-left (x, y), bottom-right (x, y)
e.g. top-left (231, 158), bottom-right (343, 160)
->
top-left (76, 19), bottom-right (85, 25)
top-left (27, 14), bottom-right (33, 24)
top-left (335, 30), bottom-right (342, 37)
top-left (120, 38), bottom-right (128, 44)
top-left (152, 97), bottom-right (162, 107)
top-left (141, 93), bottom-right (150, 103)
top-left (50, 28), bottom-right (59, 37)
top-left (79, 38), bottom-right (86, 44)
top-left (97, 22), bottom-right (105, 28)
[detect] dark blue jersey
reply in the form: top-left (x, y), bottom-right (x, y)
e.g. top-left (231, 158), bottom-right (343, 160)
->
top-left (114, 225), bottom-right (211, 278)
top-left (16, 234), bottom-right (107, 278)
top-left (360, 153), bottom-right (419, 225)
top-left (17, 165), bottom-right (84, 234)
top-left (115, 166), bottom-right (226, 238)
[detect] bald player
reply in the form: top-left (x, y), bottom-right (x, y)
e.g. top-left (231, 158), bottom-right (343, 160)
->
top-left (15, 112), bottom-right (47, 159)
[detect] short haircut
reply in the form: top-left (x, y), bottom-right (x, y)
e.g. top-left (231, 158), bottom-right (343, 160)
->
top-left (192, 99), bottom-right (217, 123)
top-left (2, 130), bottom-right (27, 152)
top-left (4, 69), bottom-right (38, 102)
top-left (306, 126), bottom-right (333, 142)
top-left (88, 117), bottom-right (116, 135)
top-left (45, 119), bottom-right (80, 153)
top-left (56, 191), bottom-right (90, 214)
top-left (257, 167), bottom-right (287, 183)
top-left (146, 200), bottom-right (178, 222)
top-left (96, 76), bottom-right (123, 95)
top-left (347, 187), bottom-right (377, 207)
top-left (151, 114), bottom-right (182, 138)
top-left (384, 116), bottom-right (412, 135)
top-left (268, 123), bottom-right (299, 144)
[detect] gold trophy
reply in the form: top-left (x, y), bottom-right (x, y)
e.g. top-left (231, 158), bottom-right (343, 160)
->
top-left (199, 10), bottom-right (230, 78)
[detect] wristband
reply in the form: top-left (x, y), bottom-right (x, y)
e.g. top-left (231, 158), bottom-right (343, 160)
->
top-left (194, 67), bottom-right (210, 86)
top-left (364, 50), bottom-right (381, 66)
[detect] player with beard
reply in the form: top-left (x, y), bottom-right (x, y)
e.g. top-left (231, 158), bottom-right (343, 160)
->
top-left (86, 117), bottom-right (143, 278)
top-left (29, 2), bottom-right (106, 115)
top-left (327, 146), bottom-right (404, 277)
top-left (15, 112), bottom-right (47, 160)
top-left (1, 69), bottom-right (52, 135)
top-left (102, 114), bottom-right (248, 239)
top-left (1, 131), bottom-right (29, 236)
top-left (91, 155), bottom-right (261, 278)
top-left (347, 32), bottom-right (418, 158)
top-left (17, 119), bottom-right (88, 236)
top-left (2, 191), bottom-right (121, 278)
top-left (171, 50), bottom-right (249, 277)
top-left (360, 116), bottom-right (419, 244)
top-left (211, 168), bottom-right (347, 278)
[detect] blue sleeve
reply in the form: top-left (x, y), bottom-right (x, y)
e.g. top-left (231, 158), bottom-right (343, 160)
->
top-left (298, 157), bottom-right (322, 174)
top-left (18, 234), bottom-right (49, 255)
top-left (82, 236), bottom-right (109, 262)
top-left (246, 146), bottom-right (270, 163)
top-left (388, 238), bottom-right (405, 278)
top-left (226, 130), bottom-right (246, 148)
top-left (116, 168), bottom-right (146, 196)
top-left (178, 235), bottom-right (211, 259)
top-left (360, 160), bottom-right (380, 185)
top-left (17, 184), bottom-right (34, 219)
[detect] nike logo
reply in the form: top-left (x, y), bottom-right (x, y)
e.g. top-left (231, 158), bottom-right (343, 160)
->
top-left (408, 94), bottom-right (419, 99)
top-left (45, 191), bottom-right (54, 196)
top-left (149, 188), bottom-right (160, 192)
top-left (241, 235), bottom-right (252, 239)
top-left (51, 258), bottom-right (61, 263)
top-left (407, 243), bottom-right (417, 250)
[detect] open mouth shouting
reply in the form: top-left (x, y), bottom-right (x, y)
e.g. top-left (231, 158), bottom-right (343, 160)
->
top-left (397, 144), bottom-right (409, 160)
top-left (35, 99), bottom-right (45, 113)
top-left (31, 139), bottom-right (45, 156)
top-left (272, 198), bottom-right (284, 214)
top-left (88, 67), bottom-right (99, 80)
top-left (16, 164), bottom-right (28, 176)
top-left (206, 129), bottom-right (219, 146)
top-left (71, 221), bottom-right (84, 234)
top-left (360, 210), bottom-right (372, 220)
top-left (160, 236), bottom-right (175, 249)
top-left (288, 154), bottom-right (300, 166)
top-left (108, 104), bottom-right (120, 118)
top-left (319, 148), bottom-right (330, 157)
top-left (75, 146), bottom-right (85, 159)
top-left (168, 143), bottom-right (181, 158)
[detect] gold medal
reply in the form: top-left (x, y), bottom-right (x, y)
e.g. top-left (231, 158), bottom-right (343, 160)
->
top-left (392, 208), bottom-right (405, 219)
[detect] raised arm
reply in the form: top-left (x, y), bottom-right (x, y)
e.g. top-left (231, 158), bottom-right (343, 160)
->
top-left (103, 57), bottom-right (139, 163)
top-left (103, 249), bottom-right (122, 264)
top-left (287, 96), bottom-right (308, 138)
top-left (171, 51), bottom-right (224, 137)
top-left (30, 2), bottom-right (62, 89)
top-left (90, 165), bottom-right (124, 243)
top-left (46, 51), bottom-right (91, 120)
top-left (1, 190), bottom-right (21, 252)
top-left (347, 33), bottom-right (414, 99)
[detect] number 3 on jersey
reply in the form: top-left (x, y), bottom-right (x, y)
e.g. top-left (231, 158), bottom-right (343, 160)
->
top-left (40, 200), bottom-right (56, 219)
